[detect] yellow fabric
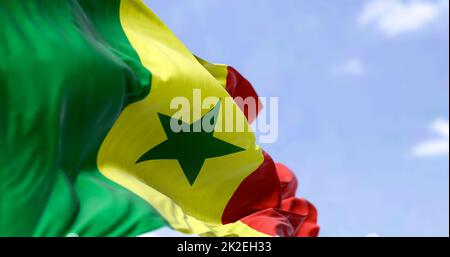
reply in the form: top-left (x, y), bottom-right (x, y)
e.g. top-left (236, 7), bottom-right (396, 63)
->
top-left (97, 0), bottom-right (265, 235)
top-left (195, 56), bottom-right (229, 88)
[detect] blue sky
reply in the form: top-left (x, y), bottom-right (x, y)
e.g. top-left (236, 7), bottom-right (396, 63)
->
top-left (144, 0), bottom-right (449, 236)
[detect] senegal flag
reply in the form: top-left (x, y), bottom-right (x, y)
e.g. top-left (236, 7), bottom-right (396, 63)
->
top-left (0, 0), bottom-right (319, 237)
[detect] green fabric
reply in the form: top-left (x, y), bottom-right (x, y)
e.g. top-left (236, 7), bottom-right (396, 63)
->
top-left (0, 0), bottom-right (165, 236)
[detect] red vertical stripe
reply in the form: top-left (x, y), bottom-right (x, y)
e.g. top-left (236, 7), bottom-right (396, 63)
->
top-left (225, 66), bottom-right (262, 123)
top-left (222, 152), bottom-right (281, 224)
top-left (222, 152), bottom-right (319, 237)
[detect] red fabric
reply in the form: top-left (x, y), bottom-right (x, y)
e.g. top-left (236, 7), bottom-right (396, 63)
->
top-left (222, 152), bottom-right (320, 237)
top-left (221, 152), bottom-right (281, 224)
top-left (225, 66), bottom-right (262, 123)
top-left (223, 66), bottom-right (318, 236)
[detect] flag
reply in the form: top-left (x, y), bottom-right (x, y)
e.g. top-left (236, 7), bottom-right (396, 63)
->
top-left (0, 0), bottom-right (319, 237)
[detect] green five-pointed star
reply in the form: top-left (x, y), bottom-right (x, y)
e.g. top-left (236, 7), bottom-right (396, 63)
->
top-left (136, 101), bottom-right (245, 185)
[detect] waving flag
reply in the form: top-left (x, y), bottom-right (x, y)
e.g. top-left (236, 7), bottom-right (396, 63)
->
top-left (0, 0), bottom-right (318, 237)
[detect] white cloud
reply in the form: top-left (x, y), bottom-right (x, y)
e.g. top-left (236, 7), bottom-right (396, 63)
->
top-left (359, 0), bottom-right (449, 38)
top-left (331, 58), bottom-right (366, 78)
top-left (412, 118), bottom-right (449, 157)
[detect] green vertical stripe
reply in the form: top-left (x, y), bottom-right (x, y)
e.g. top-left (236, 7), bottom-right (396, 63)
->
top-left (0, 0), bottom-right (163, 236)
